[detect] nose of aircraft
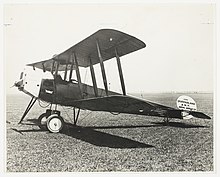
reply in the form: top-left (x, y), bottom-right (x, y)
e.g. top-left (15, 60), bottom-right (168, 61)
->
top-left (13, 71), bottom-right (24, 90)
top-left (14, 80), bottom-right (22, 87)
top-left (14, 80), bottom-right (24, 90)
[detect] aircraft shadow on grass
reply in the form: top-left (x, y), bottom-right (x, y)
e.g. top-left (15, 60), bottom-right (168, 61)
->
top-left (10, 119), bottom-right (208, 149)
top-left (11, 119), bottom-right (154, 149)
top-left (10, 128), bottom-right (46, 135)
top-left (150, 121), bottom-right (209, 128)
top-left (10, 125), bottom-right (153, 149)
top-left (62, 125), bottom-right (154, 149)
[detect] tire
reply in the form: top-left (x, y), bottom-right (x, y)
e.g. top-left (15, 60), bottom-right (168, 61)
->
top-left (46, 114), bottom-right (64, 133)
top-left (38, 113), bottom-right (49, 130)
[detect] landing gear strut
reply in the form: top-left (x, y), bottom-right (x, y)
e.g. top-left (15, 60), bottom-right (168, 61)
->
top-left (21, 100), bottom-right (81, 132)
top-left (18, 96), bottom-right (37, 124)
top-left (37, 109), bottom-right (52, 130)
top-left (73, 107), bottom-right (81, 125)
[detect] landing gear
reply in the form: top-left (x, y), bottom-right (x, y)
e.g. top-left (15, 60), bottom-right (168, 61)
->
top-left (38, 109), bottom-right (64, 133)
top-left (37, 106), bottom-right (81, 132)
top-left (19, 99), bottom-right (68, 133)
top-left (37, 109), bottom-right (52, 130)
top-left (47, 114), bottom-right (64, 133)
top-left (38, 113), bottom-right (48, 130)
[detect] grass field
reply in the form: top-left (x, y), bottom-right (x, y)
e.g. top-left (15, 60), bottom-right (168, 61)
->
top-left (6, 93), bottom-right (213, 172)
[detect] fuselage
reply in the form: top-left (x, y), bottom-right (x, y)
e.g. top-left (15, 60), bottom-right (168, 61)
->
top-left (15, 69), bottom-right (119, 107)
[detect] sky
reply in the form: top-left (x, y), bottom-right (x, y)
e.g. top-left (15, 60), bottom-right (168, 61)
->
top-left (4, 3), bottom-right (215, 94)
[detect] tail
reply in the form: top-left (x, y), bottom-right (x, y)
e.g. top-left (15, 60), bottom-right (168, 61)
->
top-left (190, 111), bottom-right (211, 119)
top-left (176, 95), bottom-right (211, 120)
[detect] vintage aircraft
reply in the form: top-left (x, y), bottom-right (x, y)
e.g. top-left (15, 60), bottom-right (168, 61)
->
top-left (14, 29), bottom-right (211, 133)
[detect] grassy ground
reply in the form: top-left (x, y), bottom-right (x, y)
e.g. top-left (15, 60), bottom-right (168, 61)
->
top-left (6, 93), bottom-right (213, 172)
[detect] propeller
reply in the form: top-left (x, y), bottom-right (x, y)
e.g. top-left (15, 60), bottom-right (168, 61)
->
top-left (10, 82), bottom-right (16, 88)
top-left (11, 80), bottom-right (23, 88)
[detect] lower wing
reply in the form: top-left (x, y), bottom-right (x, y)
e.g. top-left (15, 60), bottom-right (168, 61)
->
top-left (64, 95), bottom-right (211, 120)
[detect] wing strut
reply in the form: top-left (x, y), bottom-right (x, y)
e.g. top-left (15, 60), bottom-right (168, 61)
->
top-left (115, 48), bottom-right (126, 95)
top-left (69, 54), bottom-right (74, 81)
top-left (73, 52), bottom-right (83, 98)
top-left (51, 60), bottom-right (55, 74)
top-left (42, 63), bottom-right (46, 72)
top-left (96, 40), bottom-right (108, 96)
top-left (54, 60), bottom-right (60, 78)
top-left (89, 58), bottom-right (98, 97)
top-left (64, 63), bottom-right (68, 80)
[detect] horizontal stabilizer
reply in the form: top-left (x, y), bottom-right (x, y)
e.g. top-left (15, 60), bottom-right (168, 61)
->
top-left (190, 111), bottom-right (211, 119)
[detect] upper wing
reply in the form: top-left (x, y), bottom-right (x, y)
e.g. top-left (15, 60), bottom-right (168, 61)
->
top-left (27, 29), bottom-right (146, 71)
top-left (65, 95), bottom-right (211, 120)
top-left (27, 58), bottom-right (76, 72)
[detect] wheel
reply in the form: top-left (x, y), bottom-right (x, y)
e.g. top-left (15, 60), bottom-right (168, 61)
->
top-left (38, 113), bottom-right (49, 130)
top-left (46, 114), bottom-right (64, 133)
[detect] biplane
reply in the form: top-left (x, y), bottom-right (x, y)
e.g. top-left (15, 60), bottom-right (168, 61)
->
top-left (14, 29), bottom-right (211, 133)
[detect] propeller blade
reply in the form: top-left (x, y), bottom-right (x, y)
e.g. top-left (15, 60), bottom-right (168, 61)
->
top-left (10, 83), bottom-right (16, 88)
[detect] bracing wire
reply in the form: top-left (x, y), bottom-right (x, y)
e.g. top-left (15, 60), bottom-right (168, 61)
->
top-left (61, 105), bottom-right (93, 125)
top-left (79, 111), bottom-right (93, 123)
top-left (61, 106), bottom-right (74, 124)
top-left (83, 67), bottom-right (88, 83)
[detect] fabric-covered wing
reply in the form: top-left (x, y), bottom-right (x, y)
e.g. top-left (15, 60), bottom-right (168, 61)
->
top-left (65, 95), bottom-right (180, 118)
top-left (27, 29), bottom-right (146, 71)
top-left (28, 59), bottom-right (76, 72)
top-left (66, 95), bottom-right (211, 120)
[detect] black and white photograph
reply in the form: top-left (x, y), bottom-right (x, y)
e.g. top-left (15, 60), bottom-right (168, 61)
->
top-left (2, 1), bottom-right (218, 175)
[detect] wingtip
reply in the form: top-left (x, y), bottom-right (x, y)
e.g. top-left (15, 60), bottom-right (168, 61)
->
top-left (97, 28), bottom-right (147, 48)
